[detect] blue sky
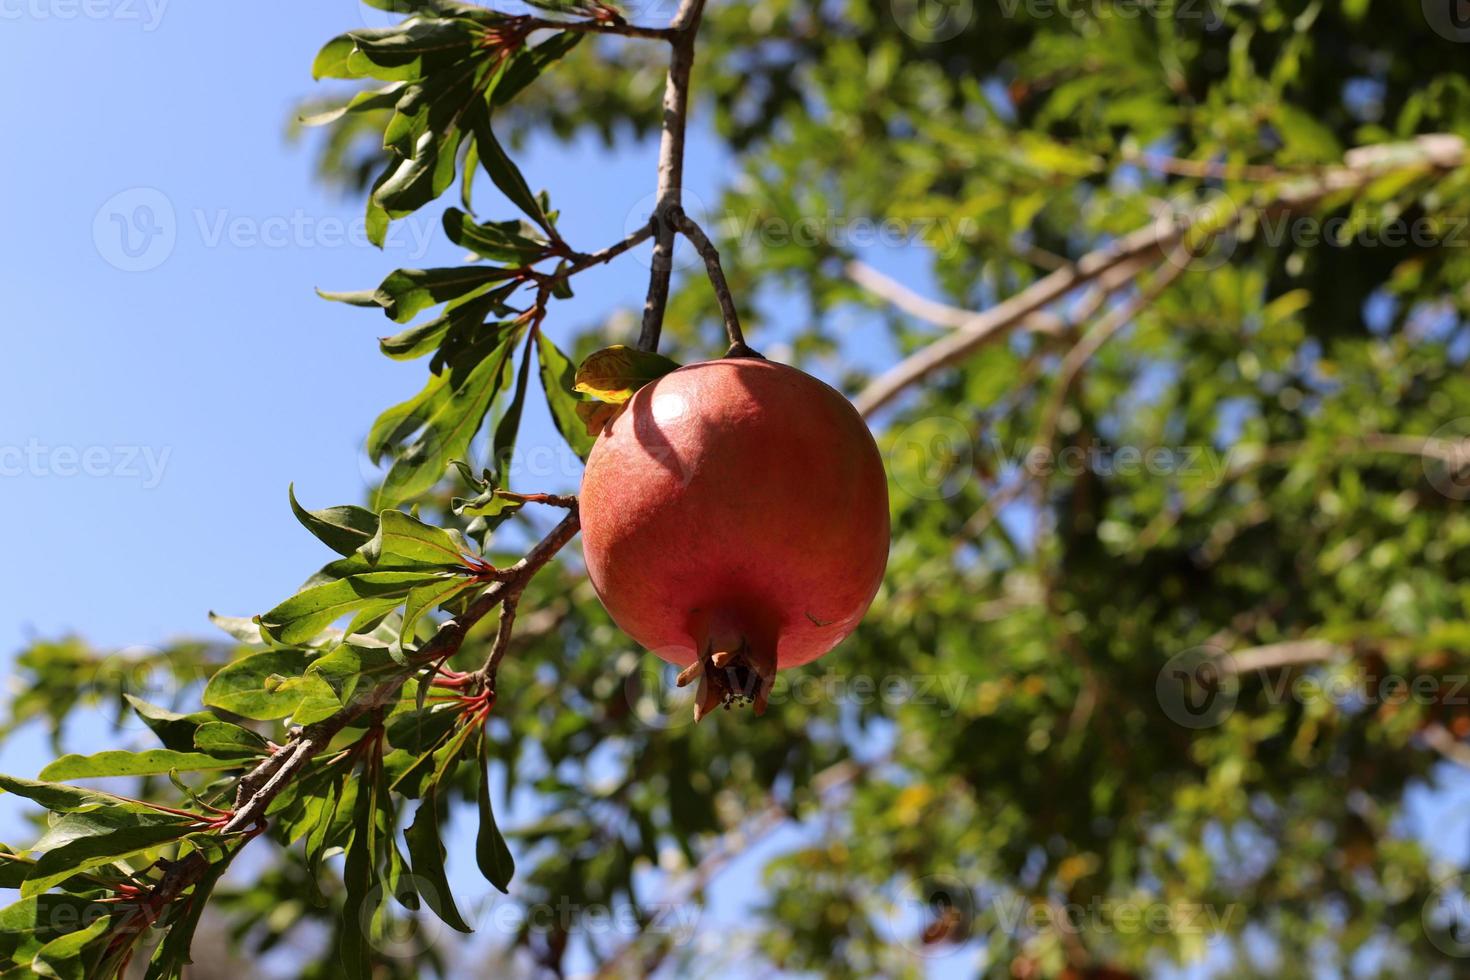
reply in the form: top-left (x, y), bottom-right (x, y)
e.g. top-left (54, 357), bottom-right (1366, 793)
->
top-left (6, 3), bottom-right (1470, 977)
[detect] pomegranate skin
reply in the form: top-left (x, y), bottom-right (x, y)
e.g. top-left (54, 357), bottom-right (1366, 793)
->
top-left (579, 357), bottom-right (889, 680)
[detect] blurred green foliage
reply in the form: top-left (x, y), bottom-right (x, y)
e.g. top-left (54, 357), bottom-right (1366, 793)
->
top-left (7, 1), bottom-right (1470, 977)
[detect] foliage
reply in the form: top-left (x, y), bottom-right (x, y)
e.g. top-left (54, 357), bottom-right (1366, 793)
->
top-left (6, 1), bottom-right (1470, 978)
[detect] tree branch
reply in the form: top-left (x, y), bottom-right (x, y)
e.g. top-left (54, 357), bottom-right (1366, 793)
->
top-left (1036, 258), bottom-right (1189, 454)
top-left (637, 0), bottom-right (708, 353)
top-left (221, 509), bottom-right (581, 835)
top-left (852, 134), bottom-right (1466, 418)
top-left (669, 207), bottom-right (758, 356)
top-left (846, 259), bottom-right (1065, 337)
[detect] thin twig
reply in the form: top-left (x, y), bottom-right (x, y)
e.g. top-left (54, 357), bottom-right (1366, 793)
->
top-left (669, 207), bottom-right (758, 356)
top-left (482, 593), bottom-right (523, 691)
top-left (550, 222), bottom-right (656, 288)
top-left (497, 490), bottom-right (579, 508)
top-left (523, 16), bottom-right (675, 42)
top-left (637, 0), bottom-right (708, 352)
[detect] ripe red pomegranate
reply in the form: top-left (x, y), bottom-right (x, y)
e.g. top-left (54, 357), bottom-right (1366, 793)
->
top-left (579, 356), bottom-right (890, 720)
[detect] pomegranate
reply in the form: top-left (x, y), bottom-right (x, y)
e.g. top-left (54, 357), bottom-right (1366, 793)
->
top-left (579, 356), bottom-right (890, 720)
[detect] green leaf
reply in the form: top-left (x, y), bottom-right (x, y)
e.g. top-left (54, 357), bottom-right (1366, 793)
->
top-left (373, 327), bottom-right (522, 509)
top-left (34, 809), bottom-right (191, 853)
top-left (574, 345), bottom-right (682, 403)
top-left (400, 577), bottom-right (479, 642)
top-left (363, 510), bottom-right (472, 569)
top-left (201, 649), bottom-right (313, 721)
top-left (339, 759), bottom-right (378, 979)
top-left (475, 731), bottom-right (514, 893)
top-left (289, 485), bottom-right (380, 557)
top-left (443, 208), bottom-right (547, 264)
top-left (0, 775), bottom-right (161, 816)
top-left (306, 641), bottom-right (402, 704)
top-left (206, 613), bottom-right (265, 644)
top-left (492, 336), bottom-right (535, 479)
top-left (122, 697), bottom-right (217, 755)
top-left (450, 487), bottom-right (523, 520)
top-left (377, 291), bottom-right (502, 361)
top-left (299, 83), bottom-right (404, 127)
top-left (375, 125), bottom-right (472, 219)
top-left (258, 571), bottom-right (445, 646)
top-left (0, 894), bottom-right (108, 970)
top-left (536, 332), bottom-right (597, 459)
top-left (193, 722), bottom-right (269, 758)
top-left (23, 824), bottom-right (192, 899)
top-left (312, 33), bottom-right (361, 80)
top-left (470, 111), bottom-right (552, 234)
top-left (39, 751), bottom-right (245, 781)
top-left (350, 19), bottom-right (479, 63)
top-left (493, 30), bottom-right (583, 107)
top-left (29, 913), bottom-right (112, 980)
top-left (374, 266), bottom-right (516, 323)
top-left (0, 853), bottom-right (34, 890)
top-left (404, 790), bottom-right (473, 933)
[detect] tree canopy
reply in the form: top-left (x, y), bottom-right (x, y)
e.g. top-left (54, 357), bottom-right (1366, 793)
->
top-left (5, 1), bottom-right (1470, 977)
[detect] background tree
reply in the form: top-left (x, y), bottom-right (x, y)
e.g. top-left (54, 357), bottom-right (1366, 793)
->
top-left (5, 0), bottom-right (1470, 977)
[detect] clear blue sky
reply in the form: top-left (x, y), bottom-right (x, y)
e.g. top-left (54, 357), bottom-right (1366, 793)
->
top-left (4, 4), bottom-right (1470, 977)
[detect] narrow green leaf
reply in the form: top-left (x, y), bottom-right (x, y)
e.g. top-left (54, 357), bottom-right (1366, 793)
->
top-left (289, 485), bottom-right (380, 557)
top-left (404, 790), bottom-right (473, 933)
top-left (442, 208), bottom-right (546, 264)
top-left (39, 751), bottom-right (245, 781)
top-left (339, 759), bottom-right (378, 979)
top-left (494, 31), bottom-right (583, 107)
top-left (23, 825), bottom-right (192, 899)
top-left (492, 336), bottom-right (535, 481)
top-left (400, 578), bottom-right (479, 643)
top-left (312, 33), bottom-right (361, 80)
top-left (374, 266), bottom-right (515, 324)
top-left (0, 775), bottom-right (159, 816)
top-left (316, 287), bottom-right (380, 308)
top-left (471, 111), bottom-right (551, 233)
top-left (299, 83), bottom-right (404, 127)
top-left (374, 327), bottom-right (521, 508)
top-left (536, 332), bottom-right (596, 459)
top-left (33, 809), bottom-right (191, 853)
top-left (207, 613), bottom-right (265, 644)
top-left (258, 571), bottom-right (444, 647)
top-left (475, 730), bottom-right (514, 893)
